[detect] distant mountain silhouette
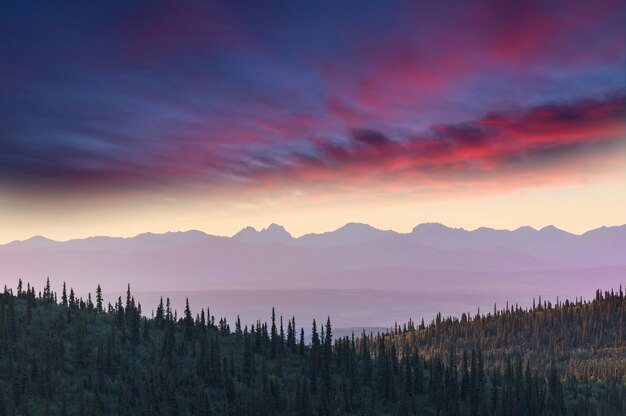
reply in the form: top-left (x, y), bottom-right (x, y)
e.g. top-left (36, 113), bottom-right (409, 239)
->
top-left (2, 222), bottom-right (624, 328)
top-left (232, 223), bottom-right (293, 244)
top-left (298, 222), bottom-right (398, 245)
top-left (5, 223), bottom-right (625, 268)
top-left (409, 223), bottom-right (626, 267)
top-left (4, 230), bottom-right (218, 252)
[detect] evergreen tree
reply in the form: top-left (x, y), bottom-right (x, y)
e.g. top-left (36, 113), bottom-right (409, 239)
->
top-left (61, 282), bottom-right (68, 307)
top-left (96, 284), bottom-right (103, 312)
top-left (271, 307), bottom-right (278, 359)
top-left (184, 298), bottom-right (193, 342)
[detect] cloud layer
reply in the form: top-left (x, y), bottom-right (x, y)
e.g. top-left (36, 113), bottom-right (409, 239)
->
top-left (1, 0), bottom-right (624, 196)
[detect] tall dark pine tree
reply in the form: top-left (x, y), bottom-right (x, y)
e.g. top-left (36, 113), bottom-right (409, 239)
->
top-left (62, 282), bottom-right (68, 307)
top-left (271, 307), bottom-right (278, 359)
top-left (184, 298), bottom-right (194, 342)
top-left (299, 328), bottom-right (306, 356)
top-left (310, 319), bottom-right (321, 393)
top-left (319, 317), bottom-right (334, 415)
top-left (43, 277), bottom-right (52, 302)
top-left (96, 285), bottom-right (103, 312)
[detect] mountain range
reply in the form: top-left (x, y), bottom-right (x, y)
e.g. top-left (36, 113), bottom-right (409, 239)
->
top-left (6, 222), bottom-right (625, 266)
top-left (1, 223), bottom-right (624, 327)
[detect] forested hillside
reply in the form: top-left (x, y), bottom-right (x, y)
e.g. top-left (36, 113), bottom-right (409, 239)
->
top-left (0, 280), bottom-right (623, 415)
top-left (384, 289), bottom-right (625, 381)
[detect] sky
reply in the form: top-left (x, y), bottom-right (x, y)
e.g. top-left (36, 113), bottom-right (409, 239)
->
top-left (1, 0), bottom-right (625, 243)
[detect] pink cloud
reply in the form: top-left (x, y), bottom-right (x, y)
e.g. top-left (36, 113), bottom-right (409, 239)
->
top-left (250, 92), bottom-right (626, 192)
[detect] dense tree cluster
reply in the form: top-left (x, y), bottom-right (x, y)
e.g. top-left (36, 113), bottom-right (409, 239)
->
top-left (383, 288), bottom-right (625, 382)
top-left (0, 279), bottom-right (623, 415)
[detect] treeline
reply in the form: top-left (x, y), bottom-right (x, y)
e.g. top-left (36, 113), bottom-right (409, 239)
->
top-left (0, 279), bottom-right (623, 415)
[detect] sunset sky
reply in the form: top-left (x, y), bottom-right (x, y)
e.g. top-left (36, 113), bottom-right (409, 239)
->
top-left (1, 0), bottom-right (625, 243)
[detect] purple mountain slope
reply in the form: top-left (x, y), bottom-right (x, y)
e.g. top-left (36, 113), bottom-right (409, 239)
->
top-left (409, 223), bottom-right (626, 267)
top-left (298, 223), bottom-right (399, 246)
top-left (1, 223), bottom-right (624, 292)
top-left (4, 230), bottom-right (218, 252)
top-left (232, 224), bottom-right (294, 244)
top-left (1, 223), bottom-right (623, 327)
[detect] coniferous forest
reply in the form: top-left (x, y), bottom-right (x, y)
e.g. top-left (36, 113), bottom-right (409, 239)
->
top-left (0, 279), bottom-right (624, 416)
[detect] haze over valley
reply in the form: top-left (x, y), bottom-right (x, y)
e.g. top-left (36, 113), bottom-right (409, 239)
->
top-left (3, 222), bottom-right (623, 329)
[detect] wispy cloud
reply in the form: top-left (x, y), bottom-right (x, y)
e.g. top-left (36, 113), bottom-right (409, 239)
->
top-left (0, 0), bottom-right (623, 197)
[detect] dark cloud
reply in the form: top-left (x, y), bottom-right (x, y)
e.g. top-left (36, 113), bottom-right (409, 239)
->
top-left (430, 123), bottom-right (490, 146)
top-left (280, 92), bottom-right (626, 183)
top-left (351, 129), bottom-right (392, 147)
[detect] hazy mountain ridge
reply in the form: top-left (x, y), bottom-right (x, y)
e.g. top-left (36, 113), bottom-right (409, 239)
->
top-left (4, 223), bottom-right (624, 266)
top-left (5, 222), bottom-right (624, 246)
top-left (2, 222), bottom-right (624, 290)
top-left (1, 222), bottom-right (624, 328)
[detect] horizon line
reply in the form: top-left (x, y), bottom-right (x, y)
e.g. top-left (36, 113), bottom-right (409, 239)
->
top-left (4, 221), bottom-right (625, 245)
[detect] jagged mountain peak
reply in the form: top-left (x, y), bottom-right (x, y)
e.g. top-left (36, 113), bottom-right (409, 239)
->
top-left (232, 223), bottom-right (293, 243)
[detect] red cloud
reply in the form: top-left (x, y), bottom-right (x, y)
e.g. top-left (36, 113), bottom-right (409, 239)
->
top-left (254, 92), bottom-right (625, 190)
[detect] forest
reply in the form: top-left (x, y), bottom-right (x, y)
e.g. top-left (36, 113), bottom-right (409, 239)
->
top-left (0, 279), bottom-right (624, 416)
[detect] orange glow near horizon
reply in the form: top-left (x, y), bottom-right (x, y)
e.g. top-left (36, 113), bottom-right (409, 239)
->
top-left (2, 1), bottom-right (624, 244)
top-left (2, 171), bottom-right (625, 243)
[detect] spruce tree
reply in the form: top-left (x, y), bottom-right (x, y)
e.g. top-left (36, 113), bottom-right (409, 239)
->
top-left (61, 282), bottom-right (67, 307)
top-left (270, 307), bottom-right (278, 359)
top-left (184, 298), bottom-right (193, 342)
top-left (96, 284), bottom-right (103, 312)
